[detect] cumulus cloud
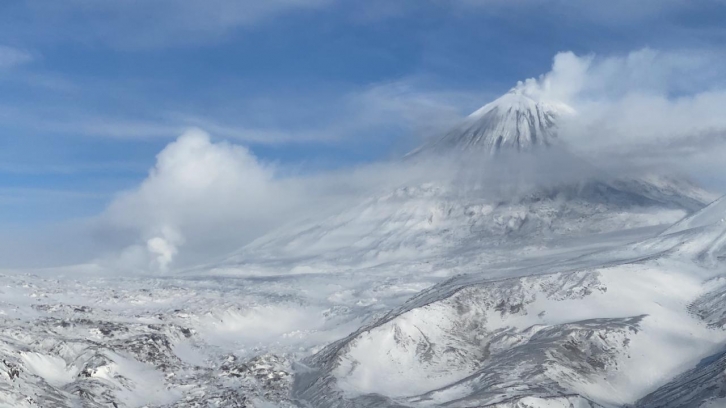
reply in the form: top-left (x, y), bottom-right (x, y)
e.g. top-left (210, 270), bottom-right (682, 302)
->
top-left (511, 48), bottom-right (726, 180)
top-left (92, 126), bottom-right (476, 273)
top-left (98, 129), bottom-right (302, 272)
top-left (450, 0), bottom-right (722, 28)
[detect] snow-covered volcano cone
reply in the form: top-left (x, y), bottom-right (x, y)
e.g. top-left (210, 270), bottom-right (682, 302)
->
top-left (410, 85), bottom-right (574, 157)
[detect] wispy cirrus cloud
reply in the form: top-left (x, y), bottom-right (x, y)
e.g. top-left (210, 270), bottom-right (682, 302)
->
top-left (449, 0), bottom-right (726, 26)
top-left (11, 0), bottom-right (724, 51)
top-left (0, 75), bottom-right (485, 150)
top-left (0, 45), bottom-right (34, 68)
top-left (12, 0), bottom-right (335, 49)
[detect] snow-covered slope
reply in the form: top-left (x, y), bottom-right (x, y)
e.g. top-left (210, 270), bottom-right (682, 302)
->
top-left (211, 177), bottom-right (709, 277)
top-left (5, 203), bottom-right (726, 408)
top-left (664, 195), bottom-right (726, 235)
top-left (1, 87), bottom-right (724, 408)
top-left (633, 277), bottom-right (726, 408)
top-left (0, 271), bottom-right (324, 407)
top-left (278, 90), bottom-right (726, 407)
top-left (409, 86), bottom-right (573, 156)
top-left (293, 194), bottom-right (726, 408)
top-left (209, 86), bottom-right (714, 277)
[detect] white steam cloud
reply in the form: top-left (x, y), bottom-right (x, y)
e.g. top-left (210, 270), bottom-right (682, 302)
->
top-left (146, 227), bottom-right (184, 272)
top-left (515, 48), bottom-right (726, 179)
top-left (512, 51), bottom-right (592, 104)
top-left (99, 129), bottom-right (299, 272)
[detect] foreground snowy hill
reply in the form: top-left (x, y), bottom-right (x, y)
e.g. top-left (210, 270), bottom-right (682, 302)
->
top-left (3, 195), bottom-right (724, 407)
top-left (293, 196), bottom-right (726, 408)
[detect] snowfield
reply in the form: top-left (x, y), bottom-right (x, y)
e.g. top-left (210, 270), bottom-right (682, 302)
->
top-left (2, 88), bottom-right (726, 408)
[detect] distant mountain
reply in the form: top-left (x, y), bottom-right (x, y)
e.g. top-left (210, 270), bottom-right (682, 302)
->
top-left (408, 86), bottom-right (573, 157)
top-left (213, 178), bottom-right (709, 276)
top-left (211, 87), bottom-right (714, 275)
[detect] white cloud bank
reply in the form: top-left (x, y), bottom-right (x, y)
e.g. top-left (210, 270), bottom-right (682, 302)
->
top-left (99, 129), bottom-right (300, 271)
top-left (92, 128), bottom-right (458, 273)
top-left (512, 49), bottom-right (726, 177)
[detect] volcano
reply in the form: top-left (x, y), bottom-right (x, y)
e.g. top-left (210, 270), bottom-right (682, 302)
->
top-left (409, 85), bottom-right (573, 157)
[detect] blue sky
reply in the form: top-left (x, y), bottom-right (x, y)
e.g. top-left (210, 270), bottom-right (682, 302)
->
top-left (1, 1), bottom-right (726, 265)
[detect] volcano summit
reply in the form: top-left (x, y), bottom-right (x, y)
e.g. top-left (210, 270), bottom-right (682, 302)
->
top-left (410, 85), bottom-right (574, 157)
